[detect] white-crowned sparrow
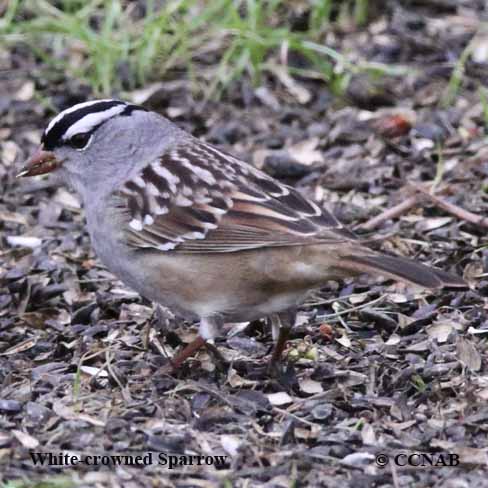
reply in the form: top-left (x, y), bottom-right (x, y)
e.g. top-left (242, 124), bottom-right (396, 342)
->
top-left (18, 99), bottom-right (466, 368)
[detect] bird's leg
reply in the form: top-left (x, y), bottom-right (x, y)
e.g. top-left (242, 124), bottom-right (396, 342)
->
top-left (269, 310), bottom-right (296, 369)
top-left (199, 315), bottom-right (223, 343)
top-left (170, 316), bottom-right (225, 370)
top-left (170, 335), bottom-right (206, 370)
top-left (200, 315), bottom-right (228, 370)
top-left (271, 315), bottom-right (282, 342)
top-left (269, 323), bottom-right (290, 366)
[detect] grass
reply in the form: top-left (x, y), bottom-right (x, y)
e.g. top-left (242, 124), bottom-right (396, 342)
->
top-left (410, 374), bottom-right (427, 393)
top-left (441, 33), bottom-right (476, 107)
top-left (0, 0), bottom-right (397, 98)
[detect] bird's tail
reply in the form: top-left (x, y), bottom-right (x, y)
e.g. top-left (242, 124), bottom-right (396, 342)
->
top-left (338, 253), bottom-right (466, 290)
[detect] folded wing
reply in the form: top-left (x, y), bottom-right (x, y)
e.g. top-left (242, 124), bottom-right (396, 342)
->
top-left (114, 139), bottom-right (356, 253)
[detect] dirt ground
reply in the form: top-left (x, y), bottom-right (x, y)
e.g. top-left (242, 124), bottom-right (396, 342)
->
top-left (1, 2), bottom-right (488, 487)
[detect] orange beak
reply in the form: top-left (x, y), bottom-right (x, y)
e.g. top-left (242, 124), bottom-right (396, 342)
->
top-left (17, 146), bottom-right (61, 177)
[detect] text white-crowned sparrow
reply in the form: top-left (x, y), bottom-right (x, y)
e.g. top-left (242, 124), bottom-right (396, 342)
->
top-left (18, 99), bottom-right (466, 368)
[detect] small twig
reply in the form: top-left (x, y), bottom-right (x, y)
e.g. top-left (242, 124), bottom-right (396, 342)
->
top-left (431, 141), bottom-right (445, 192)
top-left (360, 179), bottom-right (488, 232)
top-left (367, 363), bottom-right (376, 397)
top-left (273, 406), bottom-right (317, 428)
top-left (105, 350), bottom-right (132, 404)
top-left (415, 185), bottom-right (488, 228)
top-left (287, 391), bottom-right (339, 412)
top-left (360, 195), bottom-right (420, 231)
top-left (314, 294), bottom-right (388, 322)
top-left (305, 290), bottom-right (374, 308)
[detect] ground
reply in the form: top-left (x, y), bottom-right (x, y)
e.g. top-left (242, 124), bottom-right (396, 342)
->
top-left (1, 1), bottom-right (488, 487)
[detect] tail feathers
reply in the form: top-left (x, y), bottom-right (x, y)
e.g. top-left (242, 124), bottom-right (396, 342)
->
top-left (341, 254), bottom-right (467, 290)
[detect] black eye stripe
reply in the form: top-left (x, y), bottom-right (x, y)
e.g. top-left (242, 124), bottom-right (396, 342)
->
top-left (41, 101), bottom-right (147, 150)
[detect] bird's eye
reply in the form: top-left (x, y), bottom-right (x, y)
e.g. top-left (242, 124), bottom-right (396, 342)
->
top-left (68, 133), bottom-right (91, 150)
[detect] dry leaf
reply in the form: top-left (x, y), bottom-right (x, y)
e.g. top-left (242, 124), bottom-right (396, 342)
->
top-left (1, 141), bottom-right (19, 166)
top-left (385, 334), bottom-right (401, 346)
top-left (220, 435), bottom-right (241, 457)
top-left (335, 334), bottom-right (352, 349)
top-left (416, 216), bottom-right (453, 232)
top-left (341, 452), bottom-right (375, 465)
top-left (267, 392), bottom-right (293, 406)
top-left (361, 423), bottom-right (376, 446)
top-left (6, 236), bottom-right (42, 249)
top-left (79, 366), bottom-right (109, 378)
top-left (456, 337), bottom-right (482, 372)
top-left (1, 337), bottom-right (39, 355)
top-left (0, 210), bottom-right (29, 226)
top-left (53, 188), bottom-right (81, 209)
top-left (254, 86), bottom-right (280, 110)
top-left (15, 81), bottom-right (35, 101)
top-left (227, 367), bottom-right (257, 388)
top-left (432, 440), bottom-right (488, 466)
top-left (300, 378), bottom-right (324, 395)
top-left (287, 138), bottom-right (324, 166)
top-left (270, 64), bottom-right (311, 103)
top-left (52, 401), bottom-right (105, 427)
top-left (427, 323), bottom-right (455, 343)
top-left (12, 430), bottom-right (39, 449)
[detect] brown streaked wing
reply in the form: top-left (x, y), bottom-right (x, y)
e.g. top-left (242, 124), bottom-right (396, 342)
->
top-left (115, 139), bottom-right (357, 253)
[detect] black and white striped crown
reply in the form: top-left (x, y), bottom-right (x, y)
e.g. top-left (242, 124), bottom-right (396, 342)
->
top-left (41, 99), bottom-right (146, 150)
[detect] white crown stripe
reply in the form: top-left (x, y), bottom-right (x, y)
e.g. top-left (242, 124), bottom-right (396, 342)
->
top-left (63, 105), bottom-right (127, 139)
top-left (45, 99), bottom-right (116, 135)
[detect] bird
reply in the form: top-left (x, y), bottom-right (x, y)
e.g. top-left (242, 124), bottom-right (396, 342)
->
top-left (18, 99), bottom-right (466, 370)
